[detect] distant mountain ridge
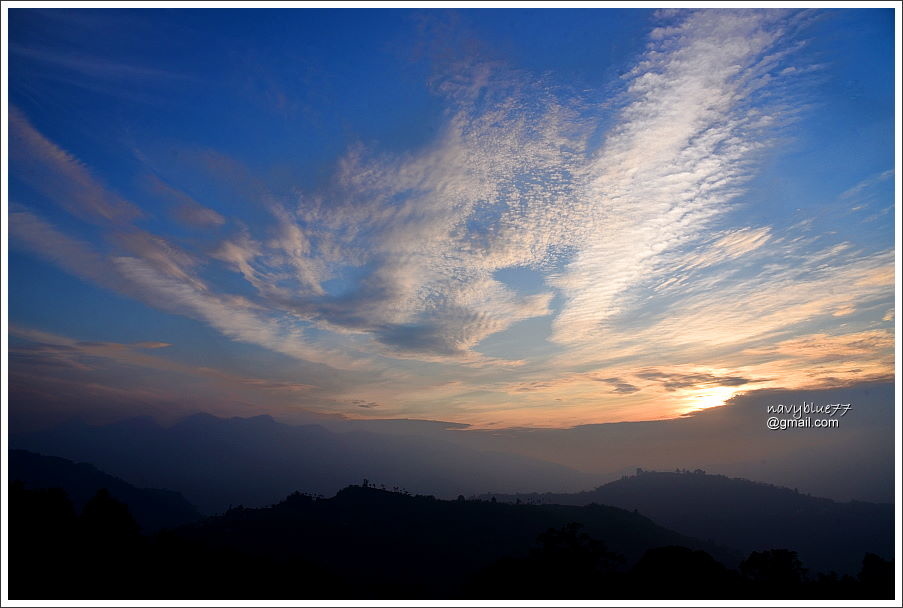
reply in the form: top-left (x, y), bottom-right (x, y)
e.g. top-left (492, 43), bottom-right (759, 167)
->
top-left (9, 449), bottom-right (201, 532)
top-left (10, 412), bottom-right (596, 514)
top-left (480, 469), bottom-right (893, 576)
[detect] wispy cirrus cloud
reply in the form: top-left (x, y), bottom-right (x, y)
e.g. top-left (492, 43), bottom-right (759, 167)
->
top-left (8, 326), bottom-right (319, 395)
top-left (11, 44), bottom-right (189, 83)
top-left (839, 169), bottom-right (894, 201)
top-left (9, 108), bottom-right (143, 223)
top-left (144, 174), bottom-right (226, 229)
top-left (111, 255), bottom-right (370, 370)
top-left (9, 206), bottom-right (364, 371)
top-left (676, 227), bottom-right (773, 273)
top-left (547, 10), bottom-right (812, 347)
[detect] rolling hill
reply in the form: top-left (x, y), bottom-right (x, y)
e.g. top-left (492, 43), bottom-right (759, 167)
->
top-left (9, 449), bottom-right (201, 532)
top-left (481, 469), bottom-right (893, 575)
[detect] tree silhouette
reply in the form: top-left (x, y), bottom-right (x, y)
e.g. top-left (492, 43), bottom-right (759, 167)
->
top-left (859, 552), bottom-right (893, 598)
top-left (81, 488), bottom-right (141, 541)
top-left (533, 522), bottom-right (621, 574)
top-left (471, 522), bottom-right (624, 597)
top-left (9, 481), bottom-right (79, 596)
top-left (740, 549), bottom-right (807, 595)
top-left (630, 545), bottom-right (738, 597)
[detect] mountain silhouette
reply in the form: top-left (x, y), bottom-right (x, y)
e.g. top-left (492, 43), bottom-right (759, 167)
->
top-left (9, 449), bottom-right (201, 532)
top-left (481, 469), bottom-right (893, 575)
top-left (10, 413), bottom-right (595, 514)
top-left (170, 483), bottom-right (739, 596)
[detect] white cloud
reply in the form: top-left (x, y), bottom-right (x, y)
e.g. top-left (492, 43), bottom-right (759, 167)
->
top-left (549, 10), bottom-right (799, 346)
top-left (679, 227), bottom-right (772, 271)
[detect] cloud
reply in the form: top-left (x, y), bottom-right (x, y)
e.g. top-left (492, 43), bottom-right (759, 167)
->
top-left (549, 10), bottom-right (805, 346)
top-left (179, 10), bottom-right (807, 364)
top-left (112, 229), bottom-right (207, 291)
top-left (838, 169), bottom-right (894, 200)
top-left (131, 342), bottom-right (173, 350)
top-left (9, 326), bottom-right (320, 403)
top-left (8, 107), bottom-right (143, 224)
top-left (8, 205), bottom-right (365, 371)
top-left (112, 255), bottom-right (369, 370)
top-left (740, 329), bottom-right (894, 369)
top-left (679, 227), bottom-right (772, 272)
top-left (11, 44), bottom-right (188, 82)
top-left (145, 175), bottom-right (225, 228)
top-left (635, 370), bottom-right (758, 392)
top-left (595, 378), bottom-right (641, 395)
top-left (9, 210), bottom-right (123, 290)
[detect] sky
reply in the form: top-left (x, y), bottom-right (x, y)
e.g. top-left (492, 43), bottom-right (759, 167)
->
top-left (6, 8), bottom-right (897, 431)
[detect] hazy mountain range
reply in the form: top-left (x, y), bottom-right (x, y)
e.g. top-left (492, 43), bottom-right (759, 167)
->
top-left (9, 442), bottom-right (892, 578)
top-left (480, 469), bottom-right (893, 576)
top-left (10, 413), bottom-right (595, 514)
top-left (9, 449), bottom-right (200, 532)
top-left (10, 404), bottom-right (893, 579)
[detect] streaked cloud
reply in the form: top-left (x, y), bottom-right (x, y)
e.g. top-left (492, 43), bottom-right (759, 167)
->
top-left (839, 169), bottom-right (894, 201)
top-left (9, 108), bottom-right (143, 223)
top-left (11, 44), bottom-right (188, 83)
top-left (678, 227), bottom-right (772, 272)
top-left (145, 174), bottom-right (226, 229)
top-left (8, 326), bottom-right (321, 417)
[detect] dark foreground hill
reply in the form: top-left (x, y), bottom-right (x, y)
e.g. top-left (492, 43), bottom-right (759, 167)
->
top-left (11, 413), bottom-right (594, 514)
top-left (9, 481), bottom-right (892, 599)
top-left (172, 484), bottom-right (737, 594)
top-left (481, 469), bottom-right (894, 576)
top-left (9, 449), bottom-right (200, 532)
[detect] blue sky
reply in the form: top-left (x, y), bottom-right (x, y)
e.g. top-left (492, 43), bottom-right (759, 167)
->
top-left (7, 8), bottom-right (896, 429)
